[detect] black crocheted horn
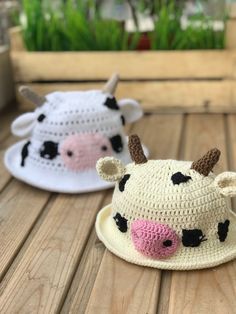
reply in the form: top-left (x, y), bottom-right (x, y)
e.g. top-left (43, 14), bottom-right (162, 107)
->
top-left (191, 148), bottom-right (221, 176)
top-left (128, 134), bottom-right (147, 164)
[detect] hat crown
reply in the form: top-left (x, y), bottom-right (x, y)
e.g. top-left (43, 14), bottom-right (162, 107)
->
top-left (112, 159), bottom-right (228, 234)
top-left (31, 90), bottom-right (124, 142)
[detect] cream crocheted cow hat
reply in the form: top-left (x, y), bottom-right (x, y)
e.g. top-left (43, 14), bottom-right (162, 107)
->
top-left (96, 134), bottom-right (236, 270)
top-left (4, 74), bottom-right (147, 193)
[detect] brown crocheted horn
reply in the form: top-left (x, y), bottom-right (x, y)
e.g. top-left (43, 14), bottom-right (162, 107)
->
top-left (191, 148), bottom-right (221, 176)
top-left (128, 134), bottom-right (147, 164)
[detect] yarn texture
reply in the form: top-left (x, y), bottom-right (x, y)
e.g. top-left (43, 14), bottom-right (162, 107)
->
top-left (4, 79), bottom-right (145, 193)
top-left (95, 135), bottom-right (236, 270)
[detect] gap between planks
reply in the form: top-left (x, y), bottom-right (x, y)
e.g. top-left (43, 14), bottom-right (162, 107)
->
top-left (1, 110), bottom-right (133, 311)
top-left (0, 109), bottom-right (53, 283)
top-left (1, 113), bottom-right (235, 314)
top-left (0, 189), bottom-right (108, 313)
top-left (15, 81), bottom-right (236, 114)
top-left (11, 50), bottom-right (234, 82)
top-left (84, 114), bottom-right (184, 314)
top-left (166, 114), bottom-right (236, 314)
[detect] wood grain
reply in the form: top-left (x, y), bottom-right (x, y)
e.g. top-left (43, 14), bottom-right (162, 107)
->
top-left (0, 110), bottom-right (18, 143)
top-left (60, 192), bottom-right (111, 314)
top-left (0, 191), bottom-right (105, 313)
top-left (11, 51), bottom-right (234, 82)
top-left (168, 114), bottom-right (236, 314)
top-left (0, 135), bottom-right (19, 191)
top-left (226, 114), bottom-right (236, 213)
top-left (15, 81), bottom-right (236, 113)
top-left (8, 27), bottom-right (25, 52)
top-left (85, 114), bottom-right (183, 314)
top-left (0, 111), bottom-right (18, 191)
top-left (0, 181), bottom-right (50, 281)
top-left (226, 115), bottom-right (236, 171)
top-left (60, 119), bottom-right (131, 313)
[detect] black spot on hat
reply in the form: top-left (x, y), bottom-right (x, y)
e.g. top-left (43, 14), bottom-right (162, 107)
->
top-left (109, 134), bottom-right (123, 153)
top-left (218, 219), bottom-right (230, 242)
top-left (182, 229), bottom-right (207, 247)
top-left (171, 172), bottom-right (192, 185)
top-left (21, 141), bottom-right (31, 167)
top-left (119, 174), bottom-right (130, 192)
top-left (40, 141), bottom-right (59, 160)
top-left (104, 97), bottom-right (119, 110)
top-left (113, 213), bottom-right (128, 232)
top-left (37, 114), bottom-right (46, 122)
top-left (121, 115), bottom-right (125, 126)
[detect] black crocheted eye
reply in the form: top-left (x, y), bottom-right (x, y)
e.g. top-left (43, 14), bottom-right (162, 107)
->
top-left (120, 115), bottom-right (125, 126)
top-left (37, 114), bottom-right (46, 122)
top-left (40, 141), bottom-right (59, 160)
top-left (218, 220), bottom-right (230, 242)
top-left (119, 174), bottom-right (131, 192)
top-left (171, 172), bottom-right (192, 185)
top-left (113, 213), bottom-right (128, 233)
top-left (109, 135), bottom-right (123, 153)
top-left (182, 229), bottom-right (207, 247)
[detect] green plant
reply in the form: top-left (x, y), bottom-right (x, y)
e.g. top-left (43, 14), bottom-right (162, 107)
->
top-left (150, 1), bottom-right (225, 50)
top-left (20, 0), bottom-right (225, 51)
top-left (21, 0), bottom-right (140, 51)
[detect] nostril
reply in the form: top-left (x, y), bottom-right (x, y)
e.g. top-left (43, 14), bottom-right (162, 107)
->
top-left (163, 240), bottom-right (172, 247)
top-left (101, 145), bottom-right (108, 151)
top-left (67, 150), bottom-right (73, 157)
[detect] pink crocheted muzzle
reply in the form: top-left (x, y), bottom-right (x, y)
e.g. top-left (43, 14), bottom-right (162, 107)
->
top-left (131, 220), bottom-right (180, 259)
top-left (60, 133), bottom-right (113, 171)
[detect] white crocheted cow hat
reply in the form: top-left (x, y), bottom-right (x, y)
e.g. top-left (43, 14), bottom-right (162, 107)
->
top-left (4, 74), bottom-right (147, 193)
top-left (96, 134), bottom-right (236, 270)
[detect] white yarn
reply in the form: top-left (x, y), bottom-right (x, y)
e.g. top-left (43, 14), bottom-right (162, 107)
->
top-left (5, 89), bottom-right (144, 193)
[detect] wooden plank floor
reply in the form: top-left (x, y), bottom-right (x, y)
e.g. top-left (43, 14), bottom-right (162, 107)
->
top-left (1, 110), bottom-right (236, 313)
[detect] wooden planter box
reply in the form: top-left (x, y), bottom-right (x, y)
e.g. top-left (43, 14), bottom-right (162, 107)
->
top-left (9, 26), bottom-right (236, 113)
top-left (0, 46), bottom-right (14, 110)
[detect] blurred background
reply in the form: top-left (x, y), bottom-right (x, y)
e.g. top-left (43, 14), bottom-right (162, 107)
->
top-left (0, 0), bottom-right (229, 51)
top-left (1, 0), bottom-right (236, 112)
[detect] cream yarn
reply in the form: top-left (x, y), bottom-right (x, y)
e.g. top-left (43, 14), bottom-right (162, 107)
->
top-left (96, 135), bottom-right (236, 270)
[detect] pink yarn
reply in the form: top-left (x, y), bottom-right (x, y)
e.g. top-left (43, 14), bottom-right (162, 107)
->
top-left (60, 133), bottom-right (113, 171)
top-left (131, 220), bottom-right (179, 259)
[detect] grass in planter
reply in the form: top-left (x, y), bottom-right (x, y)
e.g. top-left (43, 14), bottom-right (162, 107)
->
top-left (21, 0), bottom-right (225, 51)
top-left (21, 0), bottom-right (140, 51)
top-left (150, 2), bottom-right (225, 50)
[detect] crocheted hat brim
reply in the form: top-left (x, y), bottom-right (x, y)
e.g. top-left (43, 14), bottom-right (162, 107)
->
top-left (5, 140), bottom-right (149, 193)
top-left (4, 140), bottom-right (113, 193)
top-left (96, 205), bottom-right (236, 270)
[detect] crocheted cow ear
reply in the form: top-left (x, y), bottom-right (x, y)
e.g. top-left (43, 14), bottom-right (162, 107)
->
top-left (118, 99), bottom-right (143, 123)
top-left (96, 157), bottom-right (126, 182)
top-left (11, 112), bottom-right (37, 137)
top-left (214, 172), bottom-right (236, 197)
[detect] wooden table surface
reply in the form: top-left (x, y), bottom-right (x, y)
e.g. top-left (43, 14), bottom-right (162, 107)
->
top-left (1, 109), bottom-right (236, 314)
